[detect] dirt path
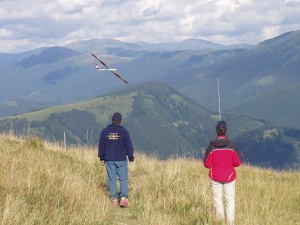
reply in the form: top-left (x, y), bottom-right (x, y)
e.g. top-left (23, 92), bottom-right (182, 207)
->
top-left (111, 206), bottom-right (139, 225)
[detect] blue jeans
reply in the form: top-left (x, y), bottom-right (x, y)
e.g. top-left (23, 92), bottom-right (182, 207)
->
top-left (105, 161), bottom-right (128, 199)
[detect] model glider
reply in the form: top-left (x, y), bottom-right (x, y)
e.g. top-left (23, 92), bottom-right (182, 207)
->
top-left (91, 53), bottom-right (128, 84)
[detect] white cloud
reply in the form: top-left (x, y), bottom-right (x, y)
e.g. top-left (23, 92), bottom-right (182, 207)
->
top-left (0, 28), bottom-right (12, 38)
top-left (0, 0), bottom-right (300, 53)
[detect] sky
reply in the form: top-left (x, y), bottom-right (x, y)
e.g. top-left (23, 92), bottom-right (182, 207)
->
top-left (1, 0), bottom-right (300, 53)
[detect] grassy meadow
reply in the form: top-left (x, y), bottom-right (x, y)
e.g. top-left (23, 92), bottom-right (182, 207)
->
top-left (0, 134), bottom-right (299, 225)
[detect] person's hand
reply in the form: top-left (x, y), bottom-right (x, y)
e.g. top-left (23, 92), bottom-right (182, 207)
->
top-left (100, 160), bottom-right (105, 165)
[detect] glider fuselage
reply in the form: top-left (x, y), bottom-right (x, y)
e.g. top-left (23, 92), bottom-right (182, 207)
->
top-left (97, 69), bottom-right (117, 71)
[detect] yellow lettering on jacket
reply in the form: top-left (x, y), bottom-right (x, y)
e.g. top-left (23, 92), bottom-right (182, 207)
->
top-left (107, 133), bottom-right (120, 140)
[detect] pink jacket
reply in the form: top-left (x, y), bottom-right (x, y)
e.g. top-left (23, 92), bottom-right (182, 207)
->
top-left (204, 136), bottom-right (242, 182)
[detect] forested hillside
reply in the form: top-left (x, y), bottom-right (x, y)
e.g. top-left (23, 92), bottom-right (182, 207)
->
top-left (1, 81), bottom-right (299, 169)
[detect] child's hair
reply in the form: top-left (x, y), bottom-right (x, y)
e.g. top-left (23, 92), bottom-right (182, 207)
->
top-left (216, 127), bottom-right (227, 136)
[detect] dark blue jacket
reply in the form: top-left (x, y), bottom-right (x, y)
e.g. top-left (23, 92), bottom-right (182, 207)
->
top-left (98, 124), bottom-right (134, 161)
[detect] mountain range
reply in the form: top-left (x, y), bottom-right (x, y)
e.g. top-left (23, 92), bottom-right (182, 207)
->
top-left (1, 30), bottom-right (300, 129)
top-left (1, 30), bottom-right (300, 169)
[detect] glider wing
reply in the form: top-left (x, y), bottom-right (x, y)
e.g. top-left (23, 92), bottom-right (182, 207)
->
top-left (91, 53), bottom-right (128, 84)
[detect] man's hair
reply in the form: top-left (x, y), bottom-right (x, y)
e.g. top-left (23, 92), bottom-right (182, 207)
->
top-left (112, 120), bottom-right (121, 125)
top-left (112, 112), bottom-right (122, 125)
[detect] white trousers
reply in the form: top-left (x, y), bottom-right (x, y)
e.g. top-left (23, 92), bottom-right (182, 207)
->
top-left (210, 179), bottom-right (236, 225)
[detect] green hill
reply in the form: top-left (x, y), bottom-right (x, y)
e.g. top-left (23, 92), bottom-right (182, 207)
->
top-left (0, 81), bottom-right (216, 158)
top-left (225, 83), bottom-right (300, 128)
top-left (0, 81), bottom-right (299, 169)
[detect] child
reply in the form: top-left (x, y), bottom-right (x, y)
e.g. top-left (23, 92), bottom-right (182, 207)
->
top-left (204, 121), bottom-right (242, 225)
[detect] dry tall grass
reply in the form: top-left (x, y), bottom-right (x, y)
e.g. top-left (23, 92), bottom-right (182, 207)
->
top-left (0, 134), bottom-right (299, 225)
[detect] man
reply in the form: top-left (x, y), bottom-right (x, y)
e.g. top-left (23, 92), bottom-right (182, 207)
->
top-left (204, 121), bottom-right (242, 225)
top-left (98, 112), bottom-right (134, 207)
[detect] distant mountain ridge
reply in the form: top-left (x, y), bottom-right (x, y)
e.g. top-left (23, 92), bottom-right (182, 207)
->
top-left (16, 46), bottom-right (81, 68)
top-left (64, 37), bottom-right (234, 53)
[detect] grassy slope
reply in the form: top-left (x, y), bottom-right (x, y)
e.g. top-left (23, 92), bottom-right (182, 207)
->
top-left (0, 134), bottom-right (299, 225)
top-left (9, 92), bottom-right (137, 122)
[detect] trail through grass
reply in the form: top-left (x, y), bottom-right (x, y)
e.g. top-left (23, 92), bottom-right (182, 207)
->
top-left (113, 207), bottom-right (138, 225)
